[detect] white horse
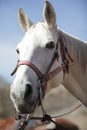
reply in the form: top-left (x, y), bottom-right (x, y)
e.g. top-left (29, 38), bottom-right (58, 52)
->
top-left (10, 1), bottom-right (87, 114)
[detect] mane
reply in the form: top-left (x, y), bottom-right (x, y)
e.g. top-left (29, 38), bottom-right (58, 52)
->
top-left (59, 29), bottom-right (87, 74)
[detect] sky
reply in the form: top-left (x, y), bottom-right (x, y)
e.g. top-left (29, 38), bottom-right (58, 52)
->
top-left (0, 0), bottom-right (87, 83)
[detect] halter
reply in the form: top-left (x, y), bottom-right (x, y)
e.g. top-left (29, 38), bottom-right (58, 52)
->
top-left (11, 32), bottom-right (81, 130)
top-left (11, 32), bottom-right (73, 97)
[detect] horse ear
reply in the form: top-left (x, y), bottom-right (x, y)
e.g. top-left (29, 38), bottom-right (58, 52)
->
top-left (18, 8), bottom-right (33, 32)
top-left (43, 1), bottom-right (56, 27)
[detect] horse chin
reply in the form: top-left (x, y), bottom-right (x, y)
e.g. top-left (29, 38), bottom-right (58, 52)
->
top-left (17, 99), bottom-right (38, 114)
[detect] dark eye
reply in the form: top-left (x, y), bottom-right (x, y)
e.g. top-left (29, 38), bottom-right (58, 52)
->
top-left (16, 48), bottom-right (19, 54)
top-left (45, 41), bottom-right (55, 49)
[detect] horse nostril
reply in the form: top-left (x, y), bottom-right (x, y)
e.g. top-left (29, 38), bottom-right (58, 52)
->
top-left (24, 83), bottom-right (33, 101)
top-left (11, 93), bottom-right (16, 100)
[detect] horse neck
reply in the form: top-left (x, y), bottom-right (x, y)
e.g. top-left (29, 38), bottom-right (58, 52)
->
top-left (59, 30), bottom-right (87, 107)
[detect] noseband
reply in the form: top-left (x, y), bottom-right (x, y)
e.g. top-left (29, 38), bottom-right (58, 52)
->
top-left (11, 32), bottom-right (73, 96)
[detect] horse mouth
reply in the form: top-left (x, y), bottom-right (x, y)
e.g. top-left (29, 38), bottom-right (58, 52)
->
top-left (18, 103), bottom-right (35, 114)
top-left (18, 99), bottom-right (38, 114)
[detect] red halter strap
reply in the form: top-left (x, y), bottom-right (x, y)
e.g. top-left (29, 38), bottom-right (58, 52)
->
top-left (11, 61), bottom-right (43, 79)
top-left (11, 43), bottom-right (64, 82)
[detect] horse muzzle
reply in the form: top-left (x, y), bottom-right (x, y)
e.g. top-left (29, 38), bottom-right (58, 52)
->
top-left (10, 81), bottom-right (39, 114)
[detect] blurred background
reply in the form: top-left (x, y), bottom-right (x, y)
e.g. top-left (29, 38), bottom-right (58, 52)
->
top-left (0, 0), bottom-right (87, 130)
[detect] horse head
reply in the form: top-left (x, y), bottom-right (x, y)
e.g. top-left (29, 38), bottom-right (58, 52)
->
top-left (10, 1), bottom-right (64, 114)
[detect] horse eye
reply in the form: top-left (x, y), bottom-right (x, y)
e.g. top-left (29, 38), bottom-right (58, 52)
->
top-left (16, 49), bottom-right (19, 54)
top-left (45, 41), bottom-right (55, 49)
